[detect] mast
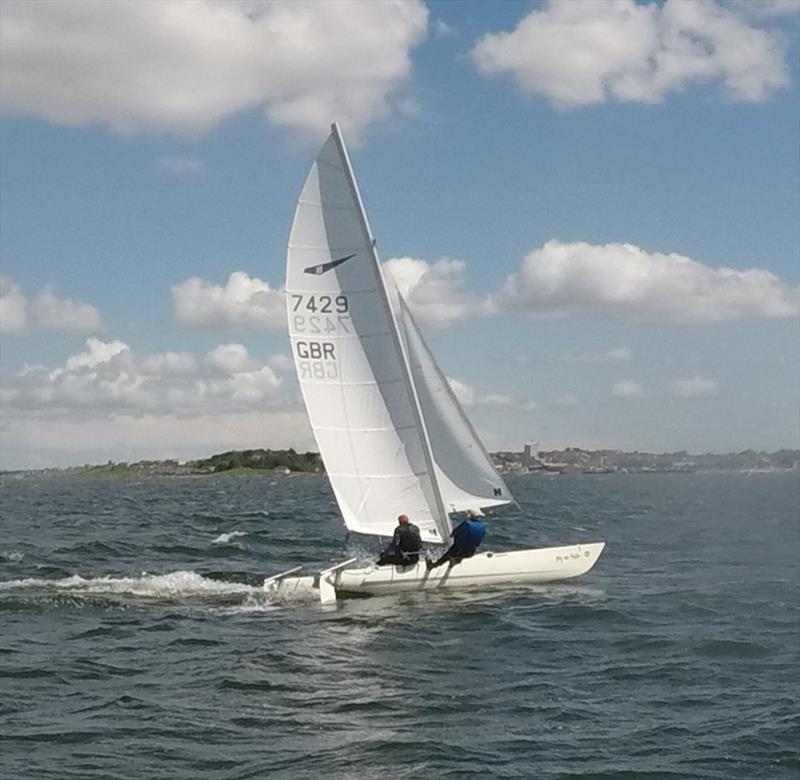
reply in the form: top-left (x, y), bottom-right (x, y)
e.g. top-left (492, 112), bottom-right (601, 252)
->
top-left (329, 123), bottom-right (452, 543)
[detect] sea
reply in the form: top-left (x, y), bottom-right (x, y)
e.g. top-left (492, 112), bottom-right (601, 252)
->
top-left (1, 471), bottom-right (798, 780)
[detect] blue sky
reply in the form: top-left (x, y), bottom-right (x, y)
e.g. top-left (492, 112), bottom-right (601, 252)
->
top-left (1, 0), bottom-right (798, 469)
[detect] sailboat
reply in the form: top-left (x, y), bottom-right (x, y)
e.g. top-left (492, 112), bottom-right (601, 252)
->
top-left (265, 124), bottom-right (604, 603)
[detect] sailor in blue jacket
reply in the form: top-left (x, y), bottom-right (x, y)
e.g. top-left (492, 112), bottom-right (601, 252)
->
top-left (426, 511), bottom-right (486, 570)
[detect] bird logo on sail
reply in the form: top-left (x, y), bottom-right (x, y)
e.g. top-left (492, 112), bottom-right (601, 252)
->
top-left (303, 254), bottom-right (356, 275)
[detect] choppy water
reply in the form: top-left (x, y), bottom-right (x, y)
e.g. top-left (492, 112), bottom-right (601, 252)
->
top-left (1, 472), bottom-right (798, 779)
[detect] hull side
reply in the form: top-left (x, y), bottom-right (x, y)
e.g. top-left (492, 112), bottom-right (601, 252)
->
top-left (333, 542), bottom-right (605, 596)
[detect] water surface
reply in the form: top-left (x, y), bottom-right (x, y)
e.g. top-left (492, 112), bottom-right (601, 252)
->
top-left (1, 472), bottom-right (798, 779)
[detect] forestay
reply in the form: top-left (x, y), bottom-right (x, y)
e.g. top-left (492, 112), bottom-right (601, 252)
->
top-left (286, 124), bottom-right (451, 544)
top-left (396, 295), bottom-right (513, 513)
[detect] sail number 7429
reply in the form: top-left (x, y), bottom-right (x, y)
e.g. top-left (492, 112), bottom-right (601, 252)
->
top-left (290, 294), bottom-right (351, 336)
top-left (291, 294), bottom-right (348, 313)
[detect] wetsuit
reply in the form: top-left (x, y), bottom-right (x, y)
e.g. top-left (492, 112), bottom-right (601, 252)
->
top-left (427, 519), bottom-right (486, 569)
top-left (377, 522), bottom-right (422, 566)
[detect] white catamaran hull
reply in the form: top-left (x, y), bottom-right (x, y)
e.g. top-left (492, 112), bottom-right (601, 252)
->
top-left (265, 542), bottom-right (605, 603)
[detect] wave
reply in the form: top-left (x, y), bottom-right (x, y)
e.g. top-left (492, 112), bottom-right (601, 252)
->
top-left (211, 530), bottom-right (248, 545)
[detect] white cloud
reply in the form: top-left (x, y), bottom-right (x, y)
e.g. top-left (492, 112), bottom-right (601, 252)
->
top-left (496, 240), bottom-right (799, 323)
top-left (613, 380), bottom-right (645, 399)
top-left (670, 375), bottom-right (719, 398)
top-left (0, 276), bottom-right (103, 334)
top-left (156, 156), bottom-right (206, 177)
top-left (0, 0), bottom-right (428, 142)
top-left (446, 377), bottom-right (476, 408)
top-left (172, 272), bottom-right (285, 331)
top-left (141, 352), bottom-right (198, 376)
top-left (383, 257), bottom-right (491, 327)
top-left (267, 353), bottom-right (294, 373)
top-left (472, 0), bottom-right (790, 107)
top-left (204, 344), bottom-right (255, 374)
top-left (65, 338), bottom-right (129, 370)
top-left (0, 277), bottom-right (27, 333)
top-left (2, 338), bottom-right (284, 416)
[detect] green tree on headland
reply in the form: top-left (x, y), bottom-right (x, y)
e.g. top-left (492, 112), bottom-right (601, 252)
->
top-left (187, 448), bottom-right (322, 473)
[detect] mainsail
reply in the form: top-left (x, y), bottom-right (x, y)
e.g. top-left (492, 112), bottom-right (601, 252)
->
top-left (286, 124), bottom-right (511, 544)
top-left (286, 124), bottom-right (450, 543)
top-left (396, 294), bottom-right (512, 513)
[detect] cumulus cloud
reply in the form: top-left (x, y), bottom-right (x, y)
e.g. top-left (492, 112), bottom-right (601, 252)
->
top-left (0, 277), bottom-right (27, 333)
top-left (2, 338), bottom-right (284, 416)
top-left (204, 343), bottom-right (255, 374)
top-left (267, 353), bottom-right (294, 373)
top-left (670, 375), bottom-right (719, 398)
top-left (0, 0), bottom-right (428, 141)
top-left (496, 240), bottom-right (799, 323)
top-left (172, 272), bottom-right (285, 331)
top-left (66, 338), bottom-right (128, 371)
top-left (383, 257), bottom-right (491, 327)
top-left (0, 277), bottom-right (103, 334)
top-left (613, 380), bottom-right (645, 399)
top-left (472, 0), bottom-right (790, 107)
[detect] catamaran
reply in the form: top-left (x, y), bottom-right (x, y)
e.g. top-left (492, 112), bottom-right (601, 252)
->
top-left (265, 124), bottom-right (604, 604)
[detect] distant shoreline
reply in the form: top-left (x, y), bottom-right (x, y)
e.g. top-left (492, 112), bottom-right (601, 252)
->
top-left (2, 447), bottom-right (797, 479)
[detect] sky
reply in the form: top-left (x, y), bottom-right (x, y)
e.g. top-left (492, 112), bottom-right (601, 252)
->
top-left (1, 0), bottom-right (798, 469)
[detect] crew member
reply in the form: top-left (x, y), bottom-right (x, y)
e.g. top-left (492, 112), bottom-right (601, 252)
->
top-left (426, 511), bottom-right (486, 570)
top-left (377, 514), bottom-right (422, 567)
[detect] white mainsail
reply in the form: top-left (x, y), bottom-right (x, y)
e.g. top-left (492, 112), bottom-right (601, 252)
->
top-left (396, 294), bottom-right (513, 513)
top-left (273, 124), bottom-right (606, 604)
top-left (286, 124), bottom-right (450, 544)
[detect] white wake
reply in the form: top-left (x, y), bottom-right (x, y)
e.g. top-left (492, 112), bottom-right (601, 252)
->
top-left (0, 570), bottom-right (255, 597)
top-left (0, 569), bottom-right (319, 610)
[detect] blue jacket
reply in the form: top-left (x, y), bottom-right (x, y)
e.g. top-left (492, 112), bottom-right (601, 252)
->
top-left (452, 519), bottom-right (486, 553)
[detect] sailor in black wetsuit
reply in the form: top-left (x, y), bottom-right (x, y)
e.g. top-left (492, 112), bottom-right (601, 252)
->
top-left (377, 514), bottom-right (422, 567)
